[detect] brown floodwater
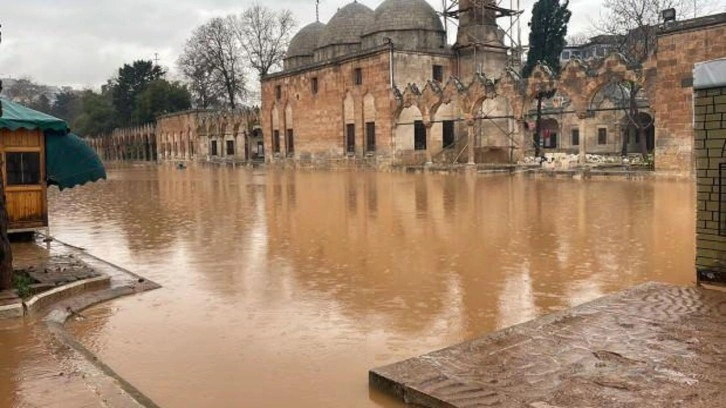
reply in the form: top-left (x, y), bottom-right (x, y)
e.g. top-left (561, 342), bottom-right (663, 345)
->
top-left (1, 163), bottom-right (696, 407)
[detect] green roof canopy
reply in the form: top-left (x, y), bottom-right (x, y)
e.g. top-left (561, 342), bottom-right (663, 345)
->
top-left (0, 98), bottom-right (106, 190)
top-left (0, 97), bottom-right (68, 133)
top-left (46, 132), bottom-right (107, 190)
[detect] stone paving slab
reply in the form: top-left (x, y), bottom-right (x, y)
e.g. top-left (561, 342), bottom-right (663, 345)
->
top-left (21, 254), bottom-right (101, 286)
top-left (370, 283), bottom-right (726, 408)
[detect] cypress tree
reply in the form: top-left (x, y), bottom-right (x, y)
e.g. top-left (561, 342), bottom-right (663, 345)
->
top-left (522, 0), bottom-right (572, 159)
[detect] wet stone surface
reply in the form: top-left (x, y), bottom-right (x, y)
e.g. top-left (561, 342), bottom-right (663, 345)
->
top-left (0, 291), bottom-right (21, 307)
top-left (20, 254), bottom-right (100, 287)
top-left (370, 283), bottom-right (726, 408)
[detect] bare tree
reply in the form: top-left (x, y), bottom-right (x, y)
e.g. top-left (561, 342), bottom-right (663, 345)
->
top-left (566, 33), bottom-right (590, 46)
top-left (3, 77), bottom-right (50, 107)
top-left (594, 0), bottom-right (710, 157)
top-left (177, 36), bottom-right (226, 109)
top-left (230, 4), bottom-right (296, 78)
top-left (190, 18), bottom-right (247, 109)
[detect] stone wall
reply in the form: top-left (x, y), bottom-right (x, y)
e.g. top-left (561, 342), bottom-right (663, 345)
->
top-left (655, 13), bottom-right (726, 174)
top-left (695, 84), bottom-right (726, 285)
top-left (262, 49), bottom-right (459, 167)
top-left (88, 109), bottom-right (261, 163)
top-left (87, 125), bottom-right (156, 162)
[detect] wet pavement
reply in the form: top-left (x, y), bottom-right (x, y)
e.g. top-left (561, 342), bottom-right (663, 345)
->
top-left (371, 282), bottom-right (726, 407)
top-left (0, 164), bottom-right (698, 407)
top-left (0, 245), bottom-right (103, 408)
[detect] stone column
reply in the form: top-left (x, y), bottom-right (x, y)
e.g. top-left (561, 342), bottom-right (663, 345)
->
top-left (425, 121), bottom-right (434, 165)
top-left (578, 116), bottom-right (587, 165)
top-left (467, 120), bottom-right (476, 165)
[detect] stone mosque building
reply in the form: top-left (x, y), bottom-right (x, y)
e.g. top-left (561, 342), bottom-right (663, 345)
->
top-left (261, 0), bottom-right (517, 167)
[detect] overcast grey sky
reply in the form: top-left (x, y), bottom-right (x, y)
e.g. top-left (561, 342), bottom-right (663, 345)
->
top-left (0, 0), bottom-right (723, 88)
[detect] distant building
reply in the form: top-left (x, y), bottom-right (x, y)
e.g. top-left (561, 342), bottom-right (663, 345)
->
top-left (560, 35), bottom-right (621, 63)
top-left (260, 0), bottom-right (516, 167)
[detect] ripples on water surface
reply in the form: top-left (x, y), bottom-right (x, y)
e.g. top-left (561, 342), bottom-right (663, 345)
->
top-left (1, 164), bottom-right (696, 407)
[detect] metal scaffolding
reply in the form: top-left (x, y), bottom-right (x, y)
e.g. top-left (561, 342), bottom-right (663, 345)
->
top-left (440, 0), bottom-right (524, 68)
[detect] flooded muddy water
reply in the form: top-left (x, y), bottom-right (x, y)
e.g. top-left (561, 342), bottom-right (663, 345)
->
top-left (2, 164), bottom-right (696, 407)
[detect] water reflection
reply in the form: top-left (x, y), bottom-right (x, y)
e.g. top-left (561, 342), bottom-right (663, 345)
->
top-left (34, 164), bottom-right (695, 407)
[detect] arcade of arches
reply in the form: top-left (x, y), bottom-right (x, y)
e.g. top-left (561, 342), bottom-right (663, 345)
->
top-left (87, 109), bottom-right (263, 164)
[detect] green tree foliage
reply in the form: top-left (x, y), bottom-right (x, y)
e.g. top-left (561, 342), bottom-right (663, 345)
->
top-left (522, 0), bottom-right (571, 158)
top-left (523, 0), bottom-right (572, 77)
top-left (29, 94), bottom-right (52, 114)
top-left (73, 90), bottom-right (117, 137)
top-left (132, 80), bottom-right (192, 124)
top-left (111, 60), bottom-right (165, 126)
top-left (50, 87), bottom-right (83, 123)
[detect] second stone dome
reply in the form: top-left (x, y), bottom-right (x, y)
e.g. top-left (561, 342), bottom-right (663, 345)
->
top-left (285, 21), bottom-right (326, 70)
top-left (362, 0), bottom-right (446, 51)
top-left (315, 1), bottom-right (375, 61)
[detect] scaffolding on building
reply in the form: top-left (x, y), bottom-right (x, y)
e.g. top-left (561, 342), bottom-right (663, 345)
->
top-left (437, 1), bottom-right (525, 163)
top-left (441, 0), bottom-right (524, 68)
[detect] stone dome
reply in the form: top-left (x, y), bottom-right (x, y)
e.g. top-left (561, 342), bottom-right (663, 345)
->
top-left (317, 1), bottom-right (375, 49)
top-left (365, 0), bottom-right (444, 36)
top-left (287, 22), bottom-right (327, 58)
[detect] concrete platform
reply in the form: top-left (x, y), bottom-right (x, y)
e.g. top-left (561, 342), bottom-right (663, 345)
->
top-left (370, 283), bottom-right (726, 407)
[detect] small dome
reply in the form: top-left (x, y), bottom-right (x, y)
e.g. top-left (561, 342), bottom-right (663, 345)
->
top-left (317, 2), bottom-right (374, 49)
top-left (365, 0), bottom-right (444, 36)
top-left (287, 22), bottom-right (326, 58)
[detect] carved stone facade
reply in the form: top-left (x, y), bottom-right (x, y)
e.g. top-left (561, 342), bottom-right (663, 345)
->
top-left (261, 0), bottom-right (516, 168)
top-left (263, 4), bottom-right (725, 172)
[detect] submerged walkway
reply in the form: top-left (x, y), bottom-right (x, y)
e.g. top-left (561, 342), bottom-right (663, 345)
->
top-left (370, 283), bottom-right (726, 407)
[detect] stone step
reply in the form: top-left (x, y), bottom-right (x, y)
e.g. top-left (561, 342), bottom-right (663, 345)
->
top-left (0, 290), bottom-right (19, 301)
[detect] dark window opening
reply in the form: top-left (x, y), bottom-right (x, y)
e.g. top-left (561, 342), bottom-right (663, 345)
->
top-left (275, 85), bottom-right (282, 100)
top-left (311, 77), bottom-right (318, 94)
top-left (354, 68), bottom-right (363, 86)
top-left (210, 140), bottom-right (218, 156)
top-left (346, 124), bottom-right (356, 154)
top-left (433, 65), bottom-right (444, 82)
top-left (443, 120), bottom-right (455, 148)
top-left (544, 131), bottom-right (558, 148)
top-left (5, 152), bottom-right (40, 185)
top-left (366, 122), bottom-right (376, 152)
top-left (226, 140), bottom-right (235, 156)
top-left (273, 130), bottom-right (281, 153)
top-left (571, 129), bottom-right (580, 146)
top-left (286, 129), bottom-right (295, 156)
top-left (598, 128), bottom-right (607, 145)
top-left (634, 129), bottom-right (641, 144)
top-left (414, 121), bottom-right (427, 151)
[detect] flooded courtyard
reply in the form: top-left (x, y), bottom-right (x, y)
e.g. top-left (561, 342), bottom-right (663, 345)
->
top-left (1, 164), bottom-right (695, 407)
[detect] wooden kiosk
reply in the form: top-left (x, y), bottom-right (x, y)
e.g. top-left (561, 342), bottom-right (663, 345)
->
top-left (0, 128), bottom-right (47, 232)
top-left (0, 97), bottom-right (106, 234)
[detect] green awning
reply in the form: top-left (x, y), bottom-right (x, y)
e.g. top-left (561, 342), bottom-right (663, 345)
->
top-left (0, 97), bottom-right (68, 132)
top-left (46, 132), bottom-right (107, 190)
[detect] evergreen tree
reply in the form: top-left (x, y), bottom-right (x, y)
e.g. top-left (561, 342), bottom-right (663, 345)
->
top-left (522, 0), bottom-right (571, 158)
top-left (132, 80), bottom-right (192, 124)
top-left (111, 60), bottom-right (166, 126)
